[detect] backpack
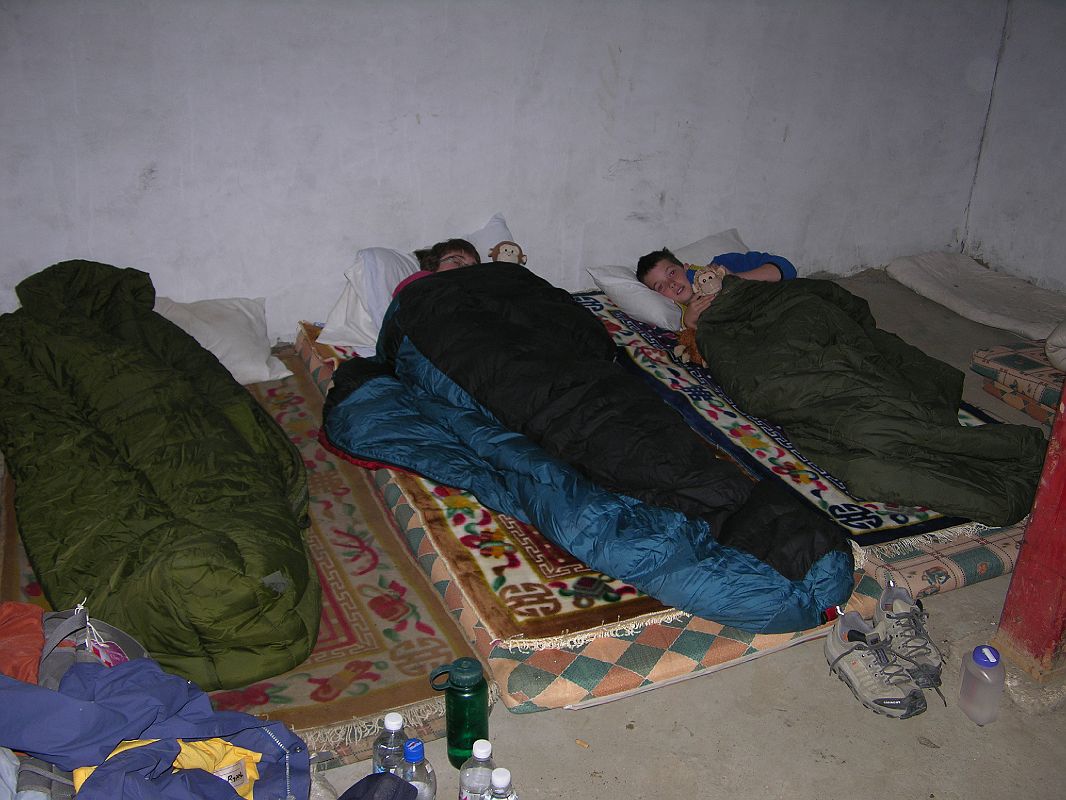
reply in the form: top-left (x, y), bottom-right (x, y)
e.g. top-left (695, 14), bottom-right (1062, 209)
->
top-left (17, 605), bottom-right (151, 800)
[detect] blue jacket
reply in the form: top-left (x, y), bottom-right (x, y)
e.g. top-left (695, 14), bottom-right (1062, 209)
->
top-left (686, 252), bottom-right (798, 287)
top-left (710, 251), bottom-right (798, 280)
top-left (0, 659), bottom-right (309, 799)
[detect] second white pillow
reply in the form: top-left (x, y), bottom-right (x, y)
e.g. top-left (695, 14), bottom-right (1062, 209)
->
top-left (155, 296), bottom-right (292, 385)
top-left (586, 228), bottom-right (749, 331)
top-left (317, 214), bottom-right (518, 355)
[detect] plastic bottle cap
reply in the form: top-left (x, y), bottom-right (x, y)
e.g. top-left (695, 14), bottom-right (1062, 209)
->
top-left (491, 767), bottom-right (511, 788)
top-left (403, 738), bottom-right (424, 762)
top-left (450, 657), bottom-right (485, 687)
top-left (383, 712), bottom-right (404, 731)
top-left (973, 645), bottom-right (1001, 668)
top-left (472, 739), bottom-right (492, 759)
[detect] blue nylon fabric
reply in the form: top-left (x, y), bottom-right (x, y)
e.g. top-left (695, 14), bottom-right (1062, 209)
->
top-left (0, 659), bottom-right (308, 799)
top-left (325, 340), bottom-right (853, 632)
top-left (712, 250), bottom-right (798, 280)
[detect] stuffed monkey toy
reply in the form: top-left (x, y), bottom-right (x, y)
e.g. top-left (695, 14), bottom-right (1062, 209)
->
top-left (673, 328), bottom-right (706, 368)
top-left (671, 264), bottom-right (726, 367)
top-left (488, 240), bottom-right (527, 265)
top-left (688, 263), bottom-right (728, 299)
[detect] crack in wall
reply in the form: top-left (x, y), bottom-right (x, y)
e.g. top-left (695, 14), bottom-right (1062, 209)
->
top-left (962, 0), bottom-right (1014, 253)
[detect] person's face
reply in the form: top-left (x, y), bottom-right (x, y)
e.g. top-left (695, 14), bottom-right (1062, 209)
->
top-left (644, 259), bottom-right (693, 304)
top-left (437, 250), bottom-right (478, 272)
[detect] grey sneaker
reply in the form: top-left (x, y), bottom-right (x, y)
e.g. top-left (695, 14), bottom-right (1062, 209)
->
top-left (873, 582), bottom-right (945, 696)
top-left (824, 611), bottom-right (927, 719)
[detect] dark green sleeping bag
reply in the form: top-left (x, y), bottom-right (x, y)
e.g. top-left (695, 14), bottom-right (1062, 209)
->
top-left (695, 276), bottom-right (1046, 526)
top-left (0, 261), bottom-right (319, 690)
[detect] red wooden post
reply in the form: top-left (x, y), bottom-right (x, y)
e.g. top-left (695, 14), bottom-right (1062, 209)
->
top-left (994, 384), bottom-right (1066, 679)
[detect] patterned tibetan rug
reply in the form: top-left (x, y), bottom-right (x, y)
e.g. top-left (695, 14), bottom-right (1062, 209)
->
top-left (0, 351), bottom-right (478, 768)
top-left (294, 310), bottom-right (1029, 713)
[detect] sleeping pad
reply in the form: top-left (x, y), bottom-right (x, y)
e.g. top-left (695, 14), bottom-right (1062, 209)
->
top-left (323, 263), bottom-right (854, 633)
top-left (694, 276), bottom-right (1047, 526)
top-left (0, 261), bottom-right (320, 690)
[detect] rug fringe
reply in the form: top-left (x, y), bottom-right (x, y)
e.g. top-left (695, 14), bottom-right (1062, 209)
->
top-left (494, 607), bottom-right (690, 652)
top-left (850, 539), bottom-right (866, 571)
top-left (860, 520), bottom-right (991, 561)
top-left (298, 695), bottom-right (446, 752)
top-left (296, 682), bottom-right (502, 752)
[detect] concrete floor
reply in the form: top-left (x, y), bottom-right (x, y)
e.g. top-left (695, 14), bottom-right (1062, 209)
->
top-left (323, 269), bottom-right (1065, 799)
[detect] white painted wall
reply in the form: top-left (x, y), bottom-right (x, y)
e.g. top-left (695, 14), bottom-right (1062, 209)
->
top-left (1, 0), bottom-right (1058, 340)
top-left (964, 0), bottom-right (1066, 291)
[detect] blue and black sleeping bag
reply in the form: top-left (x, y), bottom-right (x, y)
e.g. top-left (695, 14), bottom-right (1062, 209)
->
top-left (323, 263), bottom-right (853, 633)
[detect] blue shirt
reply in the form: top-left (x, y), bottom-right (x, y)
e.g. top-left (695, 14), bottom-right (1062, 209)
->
top-left (699, 251), bottom-right (797, 280)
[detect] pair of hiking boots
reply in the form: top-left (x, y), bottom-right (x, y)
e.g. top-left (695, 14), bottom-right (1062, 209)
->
top-left (824, 582), bottom-right (945, 719)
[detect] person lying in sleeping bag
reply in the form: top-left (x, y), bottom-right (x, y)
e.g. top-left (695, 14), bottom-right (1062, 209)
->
top-left (323, 260), bottom-right (855, 633)
top-left (637, 247), bottom-right (796, 329)
top-left (392, 237), bottom-right (481, 297)
top-left (686, 270), bottom-right (1046, 527)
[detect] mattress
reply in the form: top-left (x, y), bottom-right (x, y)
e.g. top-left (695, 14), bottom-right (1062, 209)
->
top-left (293, 291), bottom-right (1027, 710)
top-left (885, 252), bottom-right (1066, 341)
top-left (970, 340), bottom-right (1063, 425)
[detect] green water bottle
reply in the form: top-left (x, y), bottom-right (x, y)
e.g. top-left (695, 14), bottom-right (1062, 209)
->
top-left (430, 657), bottom-right (489, 768)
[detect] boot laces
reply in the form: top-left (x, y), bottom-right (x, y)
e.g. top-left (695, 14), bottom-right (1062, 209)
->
top-left (829, 635), bottom-right (913, 687)
top-left (888, 606), bottom-right (941, 662)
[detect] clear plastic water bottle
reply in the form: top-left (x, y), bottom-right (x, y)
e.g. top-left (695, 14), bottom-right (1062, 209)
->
top-left (488, 767), bottom-right (518, 800)
top-left (399, 738), bottom-right (437, 800)
top-left (958, 644), bottom-right (1006, 725)
top-left (372, 712), bottom-right (408, 774)
top-left (458, 739), bottom-right (496, 800)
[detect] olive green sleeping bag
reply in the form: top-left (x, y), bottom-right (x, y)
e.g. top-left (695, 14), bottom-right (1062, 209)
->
top-left (0, 261), bottom-right (319, 690)
top-left (694, 276), bottom-right (1046, 527)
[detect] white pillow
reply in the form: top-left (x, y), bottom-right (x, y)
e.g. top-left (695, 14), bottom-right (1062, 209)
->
top-left (318, 248), bottom-right (420, 353)
top-left (317, 214), bottom-right (516, 356)
top-left (586, 228), bottom-right (749, 330)
top-left (672, 228), bottom-right (749, 267)
top-left (586, 264), bottom-right (684, 331)
top-left (464, 212), bottom-right (516, 261)
top-left (154, 296), bottom-right (292, 385)
top-left (1046, 319), bottom-right (1066, 372)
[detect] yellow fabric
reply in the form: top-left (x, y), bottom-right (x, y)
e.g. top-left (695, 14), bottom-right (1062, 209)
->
top-left (72, 737), bottom-right (262, 798)
top-left (173, 739), bottom-right (262, 799)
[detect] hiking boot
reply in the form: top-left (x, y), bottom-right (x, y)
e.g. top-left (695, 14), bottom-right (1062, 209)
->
top-left (824, 610), bottom-right (927, 719)
top-left (873, 582), bottom-right (945, 695)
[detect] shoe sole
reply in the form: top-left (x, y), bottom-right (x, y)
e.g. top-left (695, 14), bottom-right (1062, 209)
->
top-left (830, 664), bottom-right (927, 720)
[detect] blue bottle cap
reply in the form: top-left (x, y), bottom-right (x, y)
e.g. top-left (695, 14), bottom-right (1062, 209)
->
top-left (404, 738), bottom-right (424, 762)
top-left (972, 645), bottom-right (1001, 668)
